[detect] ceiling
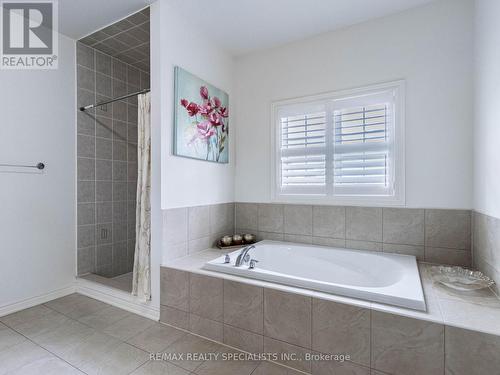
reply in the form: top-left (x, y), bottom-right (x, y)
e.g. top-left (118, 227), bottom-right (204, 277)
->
top-left (79, 9), bottom-right (150, 72)
top-left (59, 0), bottom-right (152, 40)
top-left (60, 0), bottom-right (437, 57)
top-left (167, 0), bottom-right (438, 55)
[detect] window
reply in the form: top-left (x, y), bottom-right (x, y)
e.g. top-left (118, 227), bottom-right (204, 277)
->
top-left (271, 81), bottom-right (405, 205)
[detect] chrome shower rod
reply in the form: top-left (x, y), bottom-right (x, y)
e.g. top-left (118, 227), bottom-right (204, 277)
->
top-left (79, 88), bottom-right (150, 111)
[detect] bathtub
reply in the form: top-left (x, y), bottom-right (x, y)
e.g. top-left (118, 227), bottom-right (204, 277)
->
top-left (203, 240), bottom-right (426, 311)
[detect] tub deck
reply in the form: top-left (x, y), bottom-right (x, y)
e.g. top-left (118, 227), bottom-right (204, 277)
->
top-left (164, 244), bottom-right (500, 335)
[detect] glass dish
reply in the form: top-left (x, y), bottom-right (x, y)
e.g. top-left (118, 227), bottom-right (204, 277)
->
top-left (430, 266), bottom-right (495, 291)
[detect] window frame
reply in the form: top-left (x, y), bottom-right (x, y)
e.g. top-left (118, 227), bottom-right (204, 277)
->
top-left (270, 80), bottom-right (406, 207)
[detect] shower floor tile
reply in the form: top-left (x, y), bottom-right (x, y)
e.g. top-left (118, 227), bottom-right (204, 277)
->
top-left (80, 272), bottom-right (133, 293)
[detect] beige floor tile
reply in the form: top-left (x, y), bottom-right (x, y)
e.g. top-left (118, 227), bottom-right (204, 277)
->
top-left (193, 354), bottom-right (259, 375)
top-left (44, 293), bottom-right (109, 319)
top-left (8, 355), bottom-right (84, 375)
top-left (30, 319), bottom-right (95, 356)
top-left (131, 360), bottom-right (192, 375)
top-left (80, 341), bottom-right (149, 375)
top-left (0, 340), bottom-right (53, 375)
top-left (104, 314), bottom-right (155, 341)
top-left (127, 323), bottom-right (187, 353)
top-left (77, 305), bottom-right (131, 330)
top-left (252, 361), bottom-right (303, 375)
top-left (0, 322), bottom-right (26, 352)
top-left (311, 356), bottom-right (371, 375)
top-left (0, 305), bottom-right (69, 338)
top-left (58, 331), bottom-right (121, 369)
top-left (162, 333), bottom-right (223, 372)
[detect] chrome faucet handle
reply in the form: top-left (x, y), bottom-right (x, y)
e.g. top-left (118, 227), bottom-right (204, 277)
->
top-left (249, 259), bottom-right (259, 269)
top-left (243, 254), bottom-right (250, 264)
top-left (224, 254), bottom-right (230, 264)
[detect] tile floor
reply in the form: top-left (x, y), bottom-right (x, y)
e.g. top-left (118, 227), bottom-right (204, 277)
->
top-left (0, 293), bottom-right (300, 374)
top-left (81, 272), bottom-right (133, 293)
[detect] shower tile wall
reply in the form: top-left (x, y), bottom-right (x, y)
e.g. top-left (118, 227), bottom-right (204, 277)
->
top-left (77, 41), bottom-right (150, 277)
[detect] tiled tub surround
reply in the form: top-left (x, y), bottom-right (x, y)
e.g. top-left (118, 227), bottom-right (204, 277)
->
top-left (235, 203), bottom-right (472, 268)
top-left (473, 211), bottom-right (500, 295)
top-left (162, 203), bottom-right (234, 261)
top-left (160, 250), bottom-right (500, 375)
top-left (77, 41), bottom-right (150, 277)
top-left (162, 203), bottom-right (472, 268)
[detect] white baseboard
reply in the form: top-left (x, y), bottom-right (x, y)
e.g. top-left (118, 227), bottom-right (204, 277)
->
top-left (76, 278), bottom-right (160, 321)
top-left (0, 285), bottom-right (76, 317)
top-left (0, 279), bottom-right (160, 321)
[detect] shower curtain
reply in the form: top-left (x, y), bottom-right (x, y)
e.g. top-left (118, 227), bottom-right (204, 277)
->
top-left (132, 92), bottom-right (151, 301)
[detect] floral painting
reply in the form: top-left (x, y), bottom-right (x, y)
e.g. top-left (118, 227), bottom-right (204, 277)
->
top-left (173, 66), bottom-right (229, 163)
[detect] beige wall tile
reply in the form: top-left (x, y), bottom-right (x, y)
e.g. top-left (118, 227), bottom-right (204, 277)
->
top-left (160, 267), bottom-right (189, 311)
top-left (312, 299), bottom-right (370, 367)
top-left (210, 203), bottom-right (234, 235)
top-left (346, 240), bottom-right (383, 252)
top-left (163, 208), bottom-right (188, 245)
top-left (223, 280), bottom-right (263, 334)
top-left (188, 205), bottom-right (210, 240)
top-left (264, 337), bottom-right (312, 373)
top-left (258, 204), bottom-right (284, 233)
top-left (264, 289), bottom-right (312, 348)
top-left (190, 274), bottom-right (223, 322)
top-left (223, 325), bottom-right (263, 354)
top-left (159, 305), bottom-right (189, 330)
top-left (383, 243), bottom-right (424, 261)
top-left (283, 234), bottom-right (313, 244)
top-left (259, 231), bottom-right (284, 241)
top-left (235, 203), bottom-right (258, 231)
top-left (312, 206), bottom-right (345, 239)
top-left (425, 209), bottom-right (471, 250)
top-left (312, 237), bottom-right (346, 248)
top-left (189, 314), bottom-right (223, 342)
top-left (383, 208), bottom-right (424, 245)
top-left (445, 326), bottom-right (500, 375)
top-left (346, 207), bottom-right (383, 242)
top-left (284, 205), bottom-right (313, 235)
top-left (371, 311), bottom-right (444, 375)
top-left (424, 247), bottom-right (471, 267)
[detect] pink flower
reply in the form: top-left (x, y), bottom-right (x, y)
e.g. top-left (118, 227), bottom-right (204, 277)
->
top-left (209, 112), bottom-right (222, 126)
top-left (197, 121), bottom-right (215, 140)
top-left (213, 96), bottom-right (221, 108)
top-left (180, 98), bottom-right (189, 108)
top-left (198, 101), bottom-right (213, 116)
top-left (218, 106), bottom-right (228, 118)
top-left (200, 86), bottom-right (209, 100)
top-left (186, 102), bottom-right (199, 116)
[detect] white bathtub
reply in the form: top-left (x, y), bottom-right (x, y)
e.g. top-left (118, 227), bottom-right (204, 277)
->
top-left (203, 240), bottom-right (426, 311)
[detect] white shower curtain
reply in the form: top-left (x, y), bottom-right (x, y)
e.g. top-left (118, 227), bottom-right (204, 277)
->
top-left (132, 92), bottom-right (151, 301)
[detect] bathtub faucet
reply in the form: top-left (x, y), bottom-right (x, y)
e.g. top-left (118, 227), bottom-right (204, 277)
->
top-left (235, 245), bottom-right (255, 267)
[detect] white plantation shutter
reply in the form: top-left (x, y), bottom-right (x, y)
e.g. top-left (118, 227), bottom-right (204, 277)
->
top-left (333, 91), bottom-right (395, 197)
top-left (275, 83), bottom-right (403, 203)
top-left (279, 102), bottom-right (328, 195)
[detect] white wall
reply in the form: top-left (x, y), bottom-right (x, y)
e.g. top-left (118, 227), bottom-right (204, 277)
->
top-left (234, 0), bottom-right (474, 209)
top-left (0, 35), bottom-right (76, 310)
top-left (157, 0), bottom-right (235, 210)
top-left (473, 0), bottom-right (500, 219)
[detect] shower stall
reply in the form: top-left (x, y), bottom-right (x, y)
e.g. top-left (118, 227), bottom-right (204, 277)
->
top-left (76, 8), bottom-right (150, 292)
